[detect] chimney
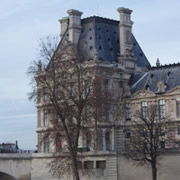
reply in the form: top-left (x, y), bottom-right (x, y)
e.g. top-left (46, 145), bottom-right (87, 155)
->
top-left (117, 7), bottom-right (133, 55)
top-left (156, 58), bottom-right (160, 67)
top-left (67, 9), bottom-right (83, 44)
top-left (59, 17), bottom-right (69, 38)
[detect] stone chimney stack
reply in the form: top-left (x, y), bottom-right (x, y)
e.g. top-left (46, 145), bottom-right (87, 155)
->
top-left (156, 58), bottom-right (161, 67)
top-left (59, 17), bottom-right (69, 38)
top-left (67, 9), bottom-right (83, 44)
top-left (117, 7), bottom-right (133, 55)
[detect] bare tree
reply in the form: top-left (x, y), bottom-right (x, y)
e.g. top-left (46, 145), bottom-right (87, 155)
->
top-left (28, 36), bottom-right (109, 180)
top-left (124, 104), bottom-right (175, 180)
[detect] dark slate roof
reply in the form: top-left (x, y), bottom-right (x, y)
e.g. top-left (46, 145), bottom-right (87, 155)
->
top-left (78, 16), bottom-right (151, 69)
top-left (130, 64), bottom-right (180, 94)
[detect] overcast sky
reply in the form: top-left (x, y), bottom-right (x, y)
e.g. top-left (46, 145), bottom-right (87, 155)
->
top-left (0, 0), bottom-right (180, 150)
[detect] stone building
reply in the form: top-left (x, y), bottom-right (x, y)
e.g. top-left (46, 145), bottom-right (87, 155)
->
top-left (35, 7), bottom-right (180, 180)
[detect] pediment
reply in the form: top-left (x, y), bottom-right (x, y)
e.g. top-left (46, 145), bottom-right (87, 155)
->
top-left (166, 86), bottom-right (180, 95)
top-left (131, 90), bottom-right (156, 99)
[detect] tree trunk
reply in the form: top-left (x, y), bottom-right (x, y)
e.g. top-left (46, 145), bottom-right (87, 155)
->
top-left (71, 156), bottom-right (80, 180)
top-left (151, 163), bottom-right (157, 180)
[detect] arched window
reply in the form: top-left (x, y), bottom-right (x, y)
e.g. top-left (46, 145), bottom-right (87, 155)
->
top-left (105, 131), bottom-right (111, 151)
top-left (44, 137), bottom-right (49, 153)
top-left (56, 134), bottom-right (61, 152)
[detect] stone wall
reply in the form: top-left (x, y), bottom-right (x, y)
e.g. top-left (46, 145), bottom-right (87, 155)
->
top-left (1, 152), bottom-right (180, 180)
top-left (118, 152), bottom-right (180, 180)
top-left (0, 154), bottom-right (32, 180)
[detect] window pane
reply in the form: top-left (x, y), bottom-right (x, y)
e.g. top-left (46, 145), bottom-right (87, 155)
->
top-left (44, 109), bottom-right (48, 127)
top-left (43, 87), bottom-right (48, 102)
top-left (178, 125), bottom-right (180, 135)
top-left (125, 129), bottom-right (131, 138)
top-left (104, 104), bottom-right (110, 122)
top-left (141, 101), bottom-right (147, 119)
top-left (105, 132), bottom-right (111, 150)
top-left (125, 103), bottom-right (131, 120)
top-left (104, 79), bottom-right (109, 91)
top-left (71, 82), bottom-right (75, 97)
top-left (44, 138), bottom-right (49, 153)
top-left (159, 100), bottom-right (165, 118)
top-left (56, 135), bottom-right (61, 152)
top-left (177, 101), bottom-right (180, 117)
top-left (96, 161), bottom-right (106, 169)
top-left (84, 161), bottom-right (94, 169)
top-left (85, 80), bottom-right (90, 95)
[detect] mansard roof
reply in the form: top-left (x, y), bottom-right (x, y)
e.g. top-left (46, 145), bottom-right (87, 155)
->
top-left (130, 63), bottom-right (180, 94)
top-left (61, 16), bottom-right (151, 69)
top-left (78, 16), bottom-right (151, 69)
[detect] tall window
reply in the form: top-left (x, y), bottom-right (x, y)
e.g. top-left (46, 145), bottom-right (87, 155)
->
top-left (43, 109), bottom-right (48, 127)
top-left (56, 134), bottom-right (61, 152)
top-left (44, 137), bottom-right (49, 153)
top-left (104, 79), bottom-right (109, 92)
top-left (86, 132), bottom-right (92, 151)
top-left (141, 101), bottom-right (147, 119)
top-left (104, 104), bottom-right (110, 122)
top-left (125, 129), bottom-right (131, 138)
top-left (86, 104), bottom-right (91, 121)
top-left (84, 80), bottom-right (90, 95)
top-left (56, 85), bottom-right (61, 98)
top-left (176, 101), bottom-right (180, 118)
top-left (71, 105), bottom-right (76, 124)
top-left (125, 103), bottom-right (131, 120)
top-left (177, 125), bottom-right (180, 135)
top-left (43, 87), bottom-right (48, 102)
top-left (160, 141), bottom-right (165, 149)
top-left (57, 115), bottom-right (61, 126)
top-left (160, 126), bottom-right (165, 136)
top-left (71, 82), bottom-right (75, 97)
top-left (105, 131), bottom-right (111, 151)
top-left (159, 100), bottom-right (165, 118)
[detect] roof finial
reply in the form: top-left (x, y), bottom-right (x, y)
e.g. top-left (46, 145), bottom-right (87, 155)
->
top-left (156, 58), bottom-right (160, 67)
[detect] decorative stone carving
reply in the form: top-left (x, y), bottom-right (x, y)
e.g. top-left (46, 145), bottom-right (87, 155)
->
top-left (157, 81), bottom-right (167, 92)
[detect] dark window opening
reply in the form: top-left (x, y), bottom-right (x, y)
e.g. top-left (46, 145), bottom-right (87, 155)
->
top-left (160, 141), bottom-right (165, 149)
top-left (77, 161), bottom-right (83, 169)
top-left (168, 71), bottom-right (171, 76)
top-left (89, 36), bottom-right (92, 40)
top-left (145, 85), bottom-right (150, 90)
top-left (139, 52), bottom-right (143, 56)
top-left (89, 46), bottom-right (92, 50)
top-left (99, 46), bottom-right (101, 50)
top-left (105, 132), bottom-right (111, 150)
top-left (56, 134), bottom-right (61, 152)
top-left (96, 161), bottom-right (106, 169)
top-left (177, 101), bottom-right (180, 118)
top-left (178, 125), bottom-right (180, 135)
top-left (89, 28), bottom-right (91, 31)
top-left (150, 74), bottom-right (154, 78)
top-left (125, 129), bottom-right (131, 138)
top-left (84, 161), bottom-right (94, 169)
